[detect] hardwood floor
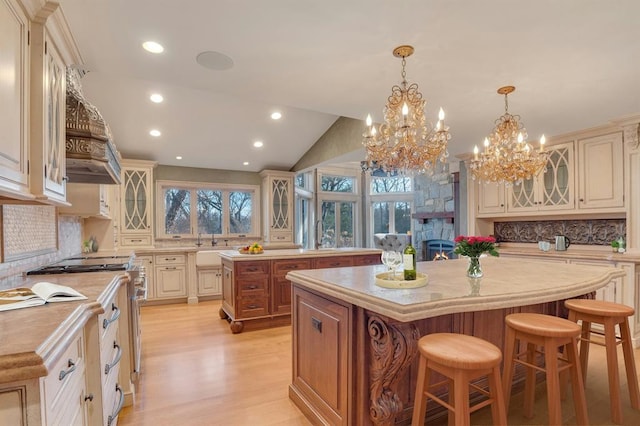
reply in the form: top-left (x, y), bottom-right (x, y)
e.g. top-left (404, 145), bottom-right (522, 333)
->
top-left (120, 301), bottom-right (640, 425)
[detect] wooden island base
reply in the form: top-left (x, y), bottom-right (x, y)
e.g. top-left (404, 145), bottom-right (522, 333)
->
top-left (286, 257), bottom-right (625, 425)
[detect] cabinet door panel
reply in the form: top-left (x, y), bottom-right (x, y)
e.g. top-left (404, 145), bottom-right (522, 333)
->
top-left (154, 266), bottom-right (187, 298)
top-left (578, 132), bottom-right (624, 209)
top-left (477, 181), bottom-right (505, 215)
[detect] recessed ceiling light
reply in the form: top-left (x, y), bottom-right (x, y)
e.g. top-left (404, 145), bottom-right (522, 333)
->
top-left (149, 129), bottom-right (161, 137)
top-left (150, 93), bottom-right (164, 103)
top-left (142, 41), bottom-right (164, 54)
top-left (176, 156), bottom-right (182, 160)
top-left (253, 141), bottom-right (264, 148)
top-left (271, 112), bottom-right (282, 120)
top-left (243, 161), bottom-right (249, 166)
top-left (196, 51), bottom-right (234, 70)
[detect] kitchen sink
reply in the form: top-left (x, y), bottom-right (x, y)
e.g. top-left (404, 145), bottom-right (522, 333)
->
top-left (196, 250), bottom-right (222, 267)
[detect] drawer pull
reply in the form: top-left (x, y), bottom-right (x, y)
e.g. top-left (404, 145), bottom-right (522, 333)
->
top-left (312, 317), bottom-right (323, 333)
top-left (105, 342), bottom-right (123, 375)
top-left (131, 239), bottom-right (142, 242)
top-left (58, 359), bottom-right (76, 381)
top-left (248, 304), bottom-right (259, 309)
top-left (165, 257), bottom-right (176, 261)
top-left (84, 393), bottom-right (94, 402)
top-left (247, 267), bottom-right (258, 272)
top-left (103, 303), bottom-right (121, 329)
top-left (330, 262), bottom-right (340, 267)
top-left (247, 285), bottom-right (258, 290)
top-left (164, 266), bottom-right (177, 270)
top-left (107, 384), bottom-right (124, 426)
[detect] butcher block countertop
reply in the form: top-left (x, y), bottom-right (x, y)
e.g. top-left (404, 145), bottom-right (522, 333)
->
top-left (286, 256), bottom-right (626, 322)
top-left (0, 272), bottom-right (127, 383)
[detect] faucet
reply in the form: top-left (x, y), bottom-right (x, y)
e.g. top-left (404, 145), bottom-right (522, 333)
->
top-left (211, 233), bottom-right (217, 247)
top-left (196, 232), bottom-right (203, 247)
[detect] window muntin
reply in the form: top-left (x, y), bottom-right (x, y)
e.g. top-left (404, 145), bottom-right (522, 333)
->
top-left (157, 181), bottom-right (259, 239)
top-left (368, 174), bottom-right (413, 241)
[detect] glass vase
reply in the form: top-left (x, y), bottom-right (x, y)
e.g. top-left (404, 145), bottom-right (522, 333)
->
top-left (467, 256), bottom-right (483, 278)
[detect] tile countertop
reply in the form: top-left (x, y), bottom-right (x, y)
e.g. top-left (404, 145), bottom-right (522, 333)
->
top-left (286, 256), bottom-right (626, 323)
top-left (0, 272), bottom-right (127, 384)
top-left (217, 247), bottom-right (381, 261)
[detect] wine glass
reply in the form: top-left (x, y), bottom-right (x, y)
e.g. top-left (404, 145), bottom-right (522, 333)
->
top-left (381, 251), bottom-right (393, 278)
top-left (388, 251), bottom-right (403, 280)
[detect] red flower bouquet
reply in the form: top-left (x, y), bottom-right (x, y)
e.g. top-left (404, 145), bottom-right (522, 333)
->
top-left (453, 235), bottom-right (499, 258)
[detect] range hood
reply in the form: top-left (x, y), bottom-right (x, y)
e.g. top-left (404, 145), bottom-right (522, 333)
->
top-left (65, 69), bottom-right (121, 184)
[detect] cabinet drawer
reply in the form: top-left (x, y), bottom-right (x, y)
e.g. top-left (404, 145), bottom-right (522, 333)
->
top-left (353, 254), bottom-right (382, 266)
top-left (238, 296), bottom-right (269, 317)
top-left (270, 231), bottom-right (292, 242)
top-left (42, 332), bottom-right (85, 419)
top-left (272, 259), bottom-right (312, 275)
top-left (237, 277), bottom-right (269, 295)
top-left (121, 235), bottom-right (152, 246)
top-left (155, 254), bottom-right (186, 265)
top-left (236, 261), bottom-right (270, 276)
top-left (313, 256), bottom-right (354, 269)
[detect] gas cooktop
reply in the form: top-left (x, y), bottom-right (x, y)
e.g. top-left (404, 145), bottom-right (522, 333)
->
top-left (26, 255), bottom-right (133, 275)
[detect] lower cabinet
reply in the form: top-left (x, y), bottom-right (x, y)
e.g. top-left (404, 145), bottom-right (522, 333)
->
top-left (197, 266), bottom-right (222, 298)
top-left (153, 254), bottom-right (187, 300)
top-left (290, 285), bottom-right (351, 425)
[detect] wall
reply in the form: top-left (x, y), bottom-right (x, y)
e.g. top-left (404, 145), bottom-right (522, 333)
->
top-left (155, 165), bottom-right (261, 185)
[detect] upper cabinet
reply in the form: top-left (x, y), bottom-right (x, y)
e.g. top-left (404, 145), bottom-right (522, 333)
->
top-left (260, 170), bottom-right (294, 245)
top-left (0, 1), bottom-right (82, 204)
top-left (118, 159), bottom-right (156, 248)
top-left (507, 142), bottom-right (574, 213)
top-left (475, 131), bottom-right (625, 218)
top-left (0, 0), bottom-right (30, 199)
top-left (577, 132), bottom-right (624, 210)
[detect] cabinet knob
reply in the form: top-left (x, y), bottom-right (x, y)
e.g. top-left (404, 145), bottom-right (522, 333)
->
top-left (579, 198), bottom-right (584, 202)
top-left (84, 393), bottom-right (94, 402)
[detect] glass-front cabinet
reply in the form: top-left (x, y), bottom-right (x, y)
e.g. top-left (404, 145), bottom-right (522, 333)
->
top-left (119, 159), bottom-right (157, 247)
top-left (260, 170), bottom-right (294, 245)
top-left (507, 142), bottom-right (574, 212)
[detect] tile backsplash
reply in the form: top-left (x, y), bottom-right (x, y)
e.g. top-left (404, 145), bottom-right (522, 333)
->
top-left (494, 219), bottom-right (626, 245)
top-left (0, 206), bottom-right (81, 279)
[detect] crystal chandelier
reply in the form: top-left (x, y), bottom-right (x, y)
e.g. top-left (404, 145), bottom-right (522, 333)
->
top-left (469, 86), bottom-right (548, 184)
top-left (362, 45), bottom-right (451, 174)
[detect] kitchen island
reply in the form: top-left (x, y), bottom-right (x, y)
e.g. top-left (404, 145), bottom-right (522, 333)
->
top-left (218, 248), bottom-right (381, 333)
top-left (0, 272), bottom-right (133, 425)
top-left (286, 256), bottom-right (625, 425)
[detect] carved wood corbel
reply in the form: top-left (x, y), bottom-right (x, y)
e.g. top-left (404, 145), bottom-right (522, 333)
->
top-left (623, 123), bottom-right (640, 149)
top-left (368, 314), bottom-right (419, 425)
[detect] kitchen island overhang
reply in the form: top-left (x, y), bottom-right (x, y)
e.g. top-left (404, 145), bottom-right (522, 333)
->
top-left (286, 257), bottom-right (626, 426)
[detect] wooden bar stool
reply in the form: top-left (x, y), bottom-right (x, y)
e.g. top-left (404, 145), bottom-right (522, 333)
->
top-left (565, 299), bottom-right (640, 424)
top-left (411, 333), bottom-right (507, 426)
top-left (502, 313), bottom-right (588, 425)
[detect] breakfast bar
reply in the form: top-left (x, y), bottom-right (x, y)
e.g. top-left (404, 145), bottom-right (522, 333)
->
top-left (286, 256), bottom-right (626, 425)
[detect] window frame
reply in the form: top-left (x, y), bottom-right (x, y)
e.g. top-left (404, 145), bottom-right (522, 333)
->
top-left (155, 180), bottom-right (261, 240)
top-left (366, 174), bottom-right (414, 246)
top-left (316, 167), bottom-right (361, 248)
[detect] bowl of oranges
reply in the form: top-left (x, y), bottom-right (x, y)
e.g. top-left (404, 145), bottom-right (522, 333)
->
top-left (239, 243), bottom-right (264, 254)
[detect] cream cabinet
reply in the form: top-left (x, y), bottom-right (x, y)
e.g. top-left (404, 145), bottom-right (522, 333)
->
top-left (476, 181), bottom-right (506, 215)
top-left (507, 142), bottom-right (574, 213)
top-left (197, 267), bottom-right (222, 298)
top-left (260, 170), bottom-right (294, 245)
top-left (577, 131), bottom-right (624, 210)
top-left (29, 10), bottom-right (74, 205)
top-left (0, 0), bottom-right (30, 198)
top-left (59, 183), bottom-right (112, 218)
top-left (119, 160), bottom-right (157, 248)
top-left (153, 253), bottom-right (187, 299)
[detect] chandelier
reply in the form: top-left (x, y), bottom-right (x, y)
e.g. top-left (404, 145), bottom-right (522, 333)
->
top-left (469, 86), bottom-right (548, 184)
top-left (362, 45), bottom-right (451, 174)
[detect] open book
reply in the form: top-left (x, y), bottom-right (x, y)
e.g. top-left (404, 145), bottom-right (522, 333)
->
top-left (0, 282), bottom-right (87, 312)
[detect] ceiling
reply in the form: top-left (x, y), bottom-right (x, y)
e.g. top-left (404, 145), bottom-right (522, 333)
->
top-left (57, 0), bottom-right (640, 173)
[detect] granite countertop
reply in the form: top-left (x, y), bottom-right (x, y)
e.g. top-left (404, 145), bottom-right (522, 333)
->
top-left (0, 272), bottom-right (127, 384)
top-left (218, 247), bottom-right (381, 261)
top-left (497, 245), bottom-right (640, 263)
top-left (286, 256), bottom-right (625, 323)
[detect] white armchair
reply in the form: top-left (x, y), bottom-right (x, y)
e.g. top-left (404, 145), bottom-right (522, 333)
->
top-left (373, 233), bottom-right (410, 252)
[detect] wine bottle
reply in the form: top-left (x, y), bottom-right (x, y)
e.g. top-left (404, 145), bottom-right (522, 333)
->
top-left (403, 231), bottom-right (417, 280)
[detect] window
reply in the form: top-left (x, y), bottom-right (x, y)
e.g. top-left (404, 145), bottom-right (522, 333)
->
top-left (369, 175), bottom-right (413, 237)
top-left (157, 181), bottom-right (259, 239)
top-left (317, 168), bottom-right (360, 248)
top-left (295, 172), bottom-right (313, 248)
